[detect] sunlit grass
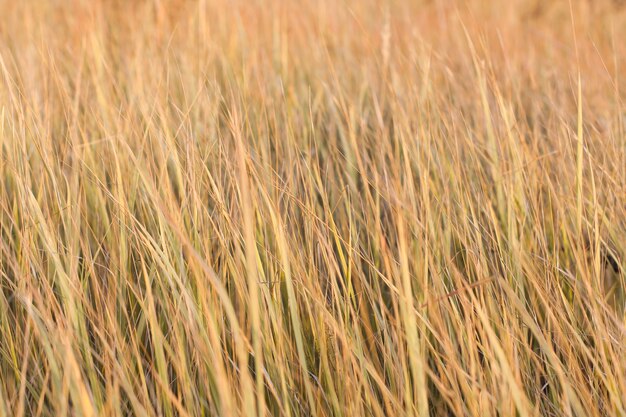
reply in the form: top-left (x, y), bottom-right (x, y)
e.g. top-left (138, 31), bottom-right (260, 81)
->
top-left (0, 1), bottom-right (625, 416)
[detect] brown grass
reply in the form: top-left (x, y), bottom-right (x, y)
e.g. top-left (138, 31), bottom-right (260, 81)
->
top-left (0, 0), bottom-right (625, 416)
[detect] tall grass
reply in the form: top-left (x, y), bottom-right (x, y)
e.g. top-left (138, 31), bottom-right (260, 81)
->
top-left (1, 1), bottom-right (625, 416)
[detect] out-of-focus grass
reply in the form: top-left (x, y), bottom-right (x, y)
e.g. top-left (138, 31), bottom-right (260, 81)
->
top-left (0, 1), bottom-right (625, 416)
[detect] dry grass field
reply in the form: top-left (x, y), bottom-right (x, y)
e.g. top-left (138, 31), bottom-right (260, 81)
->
top-left (1, 0), bottom-right (625, 416)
